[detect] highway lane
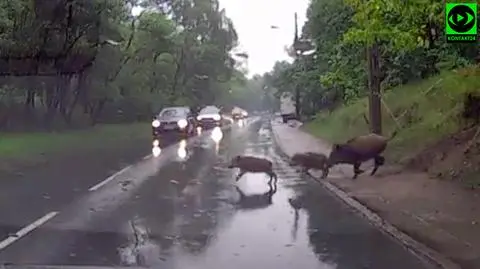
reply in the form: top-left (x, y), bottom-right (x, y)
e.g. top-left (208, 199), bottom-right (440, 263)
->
top-left (0, 117), bottom-right (431, 269)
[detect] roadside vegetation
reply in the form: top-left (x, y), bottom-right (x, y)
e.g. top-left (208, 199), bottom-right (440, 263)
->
top-left (0, 123), bottom-right (150, 161)
top-left (0, 0), bottom-right (270, 159)
top-left (257, 0), bottom-right (480, 187)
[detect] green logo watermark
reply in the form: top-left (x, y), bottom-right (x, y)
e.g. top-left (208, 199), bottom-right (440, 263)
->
top-left (445, 2), bottom-right (477, 43)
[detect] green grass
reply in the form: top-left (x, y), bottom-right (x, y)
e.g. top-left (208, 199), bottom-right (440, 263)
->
top-left (0, 122), bottom-right (151, 160)
top-left (304, 66), bottom-right (480, 162)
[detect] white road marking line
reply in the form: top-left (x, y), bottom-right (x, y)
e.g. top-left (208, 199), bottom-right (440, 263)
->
top-left (88, 164), bottom-right (132, 191)
top-left (0, 211), bottom-right (58, 250)
top-left (143, 154), bottom-right (152, 160)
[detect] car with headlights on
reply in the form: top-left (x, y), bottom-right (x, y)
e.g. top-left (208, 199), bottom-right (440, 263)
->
top-left (196, 105), bottom-right (223, 129)
top-left (152, 107), bottom-right (196, 139)
top-left (231, 106), bottom-right (248, 120)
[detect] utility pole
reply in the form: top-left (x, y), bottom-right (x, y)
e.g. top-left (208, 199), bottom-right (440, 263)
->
top-left (367, 43), bottom-right (382, 134)
top-left (290, 13), bottom-right (315, 120)
top-left (293, 12), bottom-right (301, 118)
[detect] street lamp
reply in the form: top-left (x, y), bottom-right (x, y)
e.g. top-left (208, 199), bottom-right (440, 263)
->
top-left (233, 52), bottom-right (249, 71)
top-left (292, 36), bottom-right (315, 118)
top-left (269, 18), bottom-right (315, 119)
top-left (299, 49), bottom-right (315, 56)
top-left (234, 52), bottom-right (249, 59)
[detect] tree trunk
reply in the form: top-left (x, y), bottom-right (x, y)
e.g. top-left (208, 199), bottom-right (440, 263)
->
top-left (43, 89), bottom-right (59, 130)
top-left (58, 75), bottom-right (69, 122)
top-left (89, 98), bottom-right (107, 125)
top-left (171, 48), bottom-right (184, 99)
top-left (24, 89), bottom-right (35, 124)
top-left (65, 73), bottom-right (85, 123)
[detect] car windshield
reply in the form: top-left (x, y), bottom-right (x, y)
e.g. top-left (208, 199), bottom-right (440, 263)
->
top-left (160, 108), bottom-right (186, 117)
top-left (199, 106), bottom-right (219, 114)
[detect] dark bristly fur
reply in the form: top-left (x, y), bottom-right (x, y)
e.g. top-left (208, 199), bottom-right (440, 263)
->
top-left (327, 132), bottom-right (396, 179)
top-left (228, 155), bottom-right (278, 185)
top-left (290, 152), bottom-right (329, 179)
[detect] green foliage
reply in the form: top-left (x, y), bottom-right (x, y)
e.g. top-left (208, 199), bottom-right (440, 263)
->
top-left (0, 0), bottom-right (246, 131)
top-left (0, 123), bottom-right (150, 159)
top-left (258, 0), bottom-right (477, 115)
top-left (304, 67), bottom-right (480, 175)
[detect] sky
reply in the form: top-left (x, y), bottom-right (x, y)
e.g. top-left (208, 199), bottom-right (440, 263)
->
top-left (132, 0), bottom-right (309, 77)
top-left (219, 0), bottom-right (309, 77)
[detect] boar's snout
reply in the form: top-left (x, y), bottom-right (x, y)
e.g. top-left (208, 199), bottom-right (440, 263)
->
top-left (290, 154), bottom-right (303, 166)
top-left (228, 156), bottom-right (240, 168)
top-left (289, 158), bottom-right (299, 166)
top-left (327, 144), bottom-right (344, 165)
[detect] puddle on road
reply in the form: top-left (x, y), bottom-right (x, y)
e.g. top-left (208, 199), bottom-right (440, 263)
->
top-left (113, 128), bottom-right (240, 267)
top-left (167, 174), bottom-right (337, 269)
top-left (108, 119), bottom-right (428, 269)
top-left (118, 216), bottom-right (166, 267)
top-left (152, 121), bottom-right (340, 269)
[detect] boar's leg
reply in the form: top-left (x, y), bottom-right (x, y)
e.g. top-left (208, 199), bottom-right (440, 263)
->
top-left (301, 167), bottom-right (308, 174)
top-left (321, 163), bottom-right (330, 179)
top-left (267, 171), bottom-right (278, 186)
top-left (370, 155), bottom-right (385, 176)
top-left (352, 163), bottom-right (364, 179)
top-left (236, 170), bottom-right (246, 181)
top-left (321, 167), bottom-right (329, 179)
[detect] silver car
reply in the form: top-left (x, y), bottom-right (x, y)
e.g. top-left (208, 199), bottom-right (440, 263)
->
top-left (152, 107), bottom-right (196, 138)
top-left (196, 105), bottom-right (223, 129)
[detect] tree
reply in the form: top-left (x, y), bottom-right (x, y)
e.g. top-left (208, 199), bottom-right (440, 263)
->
top-left (262, 0), bottom-right (476, 122)
top-left (0, 0), bottom-right (245, 131)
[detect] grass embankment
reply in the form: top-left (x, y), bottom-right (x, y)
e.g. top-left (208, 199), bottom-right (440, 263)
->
top-left (305, 66), bottom-right (480, 187)
top-left (0, 123), bottom-right (151, 163)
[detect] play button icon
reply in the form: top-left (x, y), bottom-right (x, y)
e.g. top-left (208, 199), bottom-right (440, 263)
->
top-left (448, 4), bottom-right (476, 33)
top-left (457, 14), bottom-right (464, 22)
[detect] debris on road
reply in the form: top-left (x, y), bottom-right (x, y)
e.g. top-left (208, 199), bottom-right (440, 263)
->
top-left (120, 180), bottom-right (132, 187)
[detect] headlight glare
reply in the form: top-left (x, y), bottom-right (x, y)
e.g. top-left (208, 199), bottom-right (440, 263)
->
top-left (177, 119), bottom-right (188, 128)
top-left (152, 120), bottom-right (160, 127)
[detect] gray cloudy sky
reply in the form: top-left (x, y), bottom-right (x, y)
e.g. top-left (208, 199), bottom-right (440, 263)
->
top-left (219, 0), bottom-right (308, 76)
top-left (132, 1), bottom-right (308, 77)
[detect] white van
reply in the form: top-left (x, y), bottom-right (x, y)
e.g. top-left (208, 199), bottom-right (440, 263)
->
top-left (280, 92), bottom-right (296, 123)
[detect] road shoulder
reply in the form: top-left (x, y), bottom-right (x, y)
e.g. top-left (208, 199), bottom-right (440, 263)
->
top-left (271, 120), bottom-right (479, 269)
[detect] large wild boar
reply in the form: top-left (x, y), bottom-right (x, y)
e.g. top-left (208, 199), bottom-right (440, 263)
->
top-left (290, 152), bottom-right (329, 179)
top-left (228, 155), bottom-right (278, 185)
top-left (327, 131), bottom-right (397, 179)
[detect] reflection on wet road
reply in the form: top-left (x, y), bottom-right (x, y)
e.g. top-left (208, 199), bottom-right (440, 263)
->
top-left (0, 117), bottom-right (430, 269)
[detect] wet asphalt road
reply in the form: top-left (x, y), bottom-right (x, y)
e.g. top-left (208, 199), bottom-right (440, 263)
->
top-left (0, 117), bottom-right (430, 269)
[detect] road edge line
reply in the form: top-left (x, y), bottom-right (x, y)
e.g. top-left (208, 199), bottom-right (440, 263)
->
top-left (88, 118), bottom-right (257, 192)
top-left (88, 151), bottom-right (154, 192)
top-left (0, 211), bottom-right (59, 250)
top-left (88, 164), bottom-right (133, 191)
top-left (270, 121), bottom-right (460, 269)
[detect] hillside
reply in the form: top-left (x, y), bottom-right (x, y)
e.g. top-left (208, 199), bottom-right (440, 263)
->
top-left (305, 66), bottom-right (480, 188)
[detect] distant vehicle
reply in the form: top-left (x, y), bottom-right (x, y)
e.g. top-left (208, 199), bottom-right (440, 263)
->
top-left (280, 92), bottom-right (296, 123)
top-left (197, 105), bottom-right (223, 129)
top-left (231, 106), bottom-right (248, 120)
top-left (152, 106), bottom-right (196, 138)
